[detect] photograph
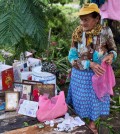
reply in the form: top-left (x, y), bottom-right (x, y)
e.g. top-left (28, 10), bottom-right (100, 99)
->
top-left (21, 84), bottom-right (32, 100)
top-left (32, 83), bottom-right (55, 99)
top-left (5, 92), bottom-right (19, 111)
top-left (13, 82), bottom-right (33, 100)
top-left (13, 82), bottom-right (23, 97)
top-left (30, 83), bottom-right (42, 101)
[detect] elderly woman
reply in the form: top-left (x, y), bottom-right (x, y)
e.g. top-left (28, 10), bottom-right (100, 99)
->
top-left (67, 3), bottom-right (117, 133)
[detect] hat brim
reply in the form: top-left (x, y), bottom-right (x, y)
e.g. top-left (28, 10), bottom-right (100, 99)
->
top-left (77, 10), bottom-right (96, 16)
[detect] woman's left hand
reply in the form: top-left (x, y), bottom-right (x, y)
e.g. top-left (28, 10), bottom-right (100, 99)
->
top-left (102, 53), bottom-right (114, 65)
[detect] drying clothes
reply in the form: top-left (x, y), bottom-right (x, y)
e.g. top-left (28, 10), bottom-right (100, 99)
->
top-left (100, 0), bottom-right (120, 21)
top-left (90, 0), bottom-right (105, 7)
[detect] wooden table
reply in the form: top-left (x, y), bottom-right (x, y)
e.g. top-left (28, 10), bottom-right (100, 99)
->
top-left (0, 107), bottom-right (94, 134)
top-left (4, 124), bottom-right (93, 134)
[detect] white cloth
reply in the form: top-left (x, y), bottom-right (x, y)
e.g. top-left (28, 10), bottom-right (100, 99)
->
top-left (55, 113), bottom-right (85, 132)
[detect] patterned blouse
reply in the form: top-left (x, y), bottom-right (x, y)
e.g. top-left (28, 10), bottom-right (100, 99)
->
top-left (68, 26), bottom-right (117, 70)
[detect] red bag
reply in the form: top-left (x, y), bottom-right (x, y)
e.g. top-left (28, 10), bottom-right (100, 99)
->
top-left (36, 91), bottom-right (68, 122)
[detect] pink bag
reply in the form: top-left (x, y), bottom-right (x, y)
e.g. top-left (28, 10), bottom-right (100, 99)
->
top-left (36, 91), bottom-right (68, 122)
top-left (92, 62), bottom-right (116, 101)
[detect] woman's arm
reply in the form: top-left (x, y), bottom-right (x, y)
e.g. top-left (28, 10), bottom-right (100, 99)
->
top-left (68, 47), bottom-right (91, 70)
top-left (68, 47), bottom-right (78, 64)
top-left (103, 27), bottom-right (117, 64)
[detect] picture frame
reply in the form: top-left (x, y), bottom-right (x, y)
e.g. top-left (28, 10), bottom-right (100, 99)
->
top-left (13, 82), bottom-right (33, 100)
top-left (22, 80), bottom-right (42, 85)
top-left (21, 84), bottom-right (32, 100)
top-left (32, 83), bottom-right (55, 99)
top-left (5, 91), bottom-right (19, 111)
top-left (13, 82), bottom-right (23, 96)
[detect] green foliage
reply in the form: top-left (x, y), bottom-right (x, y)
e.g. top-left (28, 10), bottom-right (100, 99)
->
top-left (38, 5), bottom-right (79, 74)
top-left (0, 0), bottom-right (79, 61)
top-left (36, 3), bottom-right (80, 82)
top-left (49, 0), bottom-right (73, 5)
top-left (94, 86), bottom-right (120, 134)
top-left (23, 122), bottom-right (29, 127)
top-left (58, 5), bottom-right (79, 24)
top-left (110, 87), bottom-right (120, 114)
top-left (54, 56), bottom-right (70, 73)
top-left (95, 118), bottom-right (115, 134)
top-left (38, 43), bottom-right (70, 73)
top-left (0, 0), bottom-right (49, 52)
top-left (114, 54), bottom-right (120, 77)
top-left (47, 5), bottom-right (79, 51)
top-left (0, 54), bottom-right (4, 61)
top-left (80, 0), bottom-right (90, 6)
top-left (47, 6), bottom-right (68, 37)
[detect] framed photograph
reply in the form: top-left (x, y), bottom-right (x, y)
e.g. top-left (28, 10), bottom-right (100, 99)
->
top-left (13, 82), bottom-right (23, 96)
top-left (13, 82), bottom-right (33, 100)
top-left (5, 91), bottom-right (19, 111)
top-left (21, 84), bottom-right (32, 100)
top-left (32, 83), bottom-right (55, 99)
top-left (31, 83), bottom-right (42, 101)
top-left (22, 80), bottom-right (42, 85)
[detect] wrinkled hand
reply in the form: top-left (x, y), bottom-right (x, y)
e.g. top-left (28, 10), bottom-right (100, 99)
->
top-left (90, 62), bottom-right (105, 76)
top-left (102, 53), bottom-right (114, 65)
top-left (71, 60), bottom-right (79, 69)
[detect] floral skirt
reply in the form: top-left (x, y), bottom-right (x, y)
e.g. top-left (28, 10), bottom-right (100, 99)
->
top-left (66, 68), bottom-right (110, 121)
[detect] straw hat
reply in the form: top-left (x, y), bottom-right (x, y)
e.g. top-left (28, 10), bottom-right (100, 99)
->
top-left (78, 3), bottom-right (100, 16)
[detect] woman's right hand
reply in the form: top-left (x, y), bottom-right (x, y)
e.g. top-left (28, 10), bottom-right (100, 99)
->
top-left (90, 62), bottom-right (105, 76)
top-left (72, 60), bottom-right (79, 69)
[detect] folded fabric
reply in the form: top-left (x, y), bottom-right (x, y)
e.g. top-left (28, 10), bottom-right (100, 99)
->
top-left (100, 0), bottom-right (120, 21)
top-left (92, 62), bottom-right (116, 101)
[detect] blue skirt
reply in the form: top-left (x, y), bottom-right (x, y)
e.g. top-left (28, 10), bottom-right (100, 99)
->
top-left (66, 68), bottom-right (110, 121)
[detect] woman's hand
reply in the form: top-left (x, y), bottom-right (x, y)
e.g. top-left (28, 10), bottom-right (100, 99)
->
top-left (102, 53), bottom-right (114, 65)
top-left (90, 62), bottom-right (105, 76)
top-left (71, 60), bottom-right (79, 69)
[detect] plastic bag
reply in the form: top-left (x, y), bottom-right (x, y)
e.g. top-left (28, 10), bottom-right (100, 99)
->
top-left (36, 91), bottom-right (68, 122)
top-left (92, 62), bottom-right (116, 101)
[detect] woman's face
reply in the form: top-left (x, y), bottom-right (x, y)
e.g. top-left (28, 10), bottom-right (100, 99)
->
top-left (80, 14), bottom-right (99, 31)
